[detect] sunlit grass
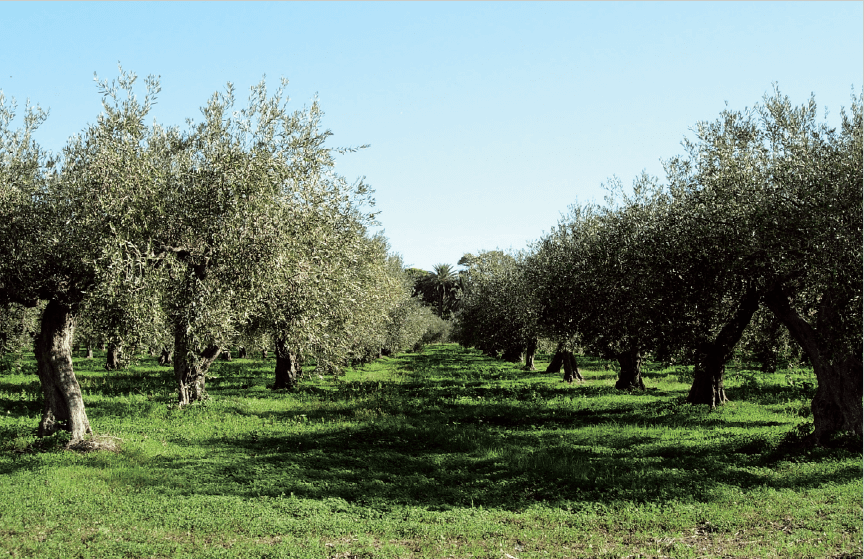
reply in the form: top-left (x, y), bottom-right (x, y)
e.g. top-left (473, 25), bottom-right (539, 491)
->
top-left (0, 345), bottom-right (860, 558)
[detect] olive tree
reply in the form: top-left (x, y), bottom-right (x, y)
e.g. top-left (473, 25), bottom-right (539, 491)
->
top-left (0, 70), bottom-right (162, 441)
top-left (528, 175), bottom-right (673, 390)
top-left (453, 250), bottom-right (541, 367)
top-left (139, 78), bottom-right (380, 405)
top-left (663, 88), bottom-right (862, 439)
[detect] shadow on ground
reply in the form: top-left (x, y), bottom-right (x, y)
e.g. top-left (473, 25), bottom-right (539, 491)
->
top-left (1, 345), bottom-right (857, 512)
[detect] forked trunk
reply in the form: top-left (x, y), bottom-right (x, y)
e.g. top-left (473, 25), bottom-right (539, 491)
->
top-left (687, 282), bottom-right (761, 406)
top-left (221, 350), bottom-right (232, 361)
top-left (273, 339), bottom-right (301, 389)
top-left (765, 285), bottom-right (863, 442)
top-left (34, 300), bottom-right (92, 442)
top-left (524, 338), bottom-right (537, 371)
top-left (173, 331), bottom-right (220, 407)
top-left (561, 351), bottom-right (584, 383)
top-left (546, 345), bottom-right (564, 373)
top-left (238, 346), bottom-right (247, 359)
top-left (615, 347), bottom-right (645, 390)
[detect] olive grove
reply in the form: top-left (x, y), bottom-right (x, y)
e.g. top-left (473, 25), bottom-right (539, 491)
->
top-left (455, 89), bottom-right (862, 443)
top-left (0, 70), bottom-right (430, 441)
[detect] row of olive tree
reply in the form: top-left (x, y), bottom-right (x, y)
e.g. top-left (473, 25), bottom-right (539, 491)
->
top-left (454, 88), bottom-right (862, 444)
top-left (0, 69), bottom-right (431, 442)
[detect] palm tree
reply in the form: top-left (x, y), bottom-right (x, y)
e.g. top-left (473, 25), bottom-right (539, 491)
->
top-left (429, 263), bottom-right (458, 318)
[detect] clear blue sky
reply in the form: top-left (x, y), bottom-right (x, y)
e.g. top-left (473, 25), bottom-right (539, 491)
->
top-left (2, 2), bottom-right (861, 271)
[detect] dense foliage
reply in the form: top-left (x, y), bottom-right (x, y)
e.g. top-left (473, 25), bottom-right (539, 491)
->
top-left (455, 89), bottom-right (862, 442)
top-left (0, 72), bottom-right (859, 446)
top-left (0, 70), bottom-right (433, 440)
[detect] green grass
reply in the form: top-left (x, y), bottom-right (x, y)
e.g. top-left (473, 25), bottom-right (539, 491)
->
top-left (0, 345), bottom-right (860, 558)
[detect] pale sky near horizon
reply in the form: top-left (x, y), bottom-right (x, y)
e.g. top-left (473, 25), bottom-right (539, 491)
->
top-left (2, 2), bottom-right (861, 271)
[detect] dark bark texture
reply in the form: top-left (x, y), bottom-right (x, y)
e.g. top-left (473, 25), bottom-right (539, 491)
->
top-left (34, 300), bottom-right (92, 441)
top-left (687, 283), bottom-right (761, 407)
top-left (501, 346), bottom-right (523, 363)
top-left (561, 350), bottom-right (584, 383)
top-left (159, 347), bottom-right (173, 366)
top-left (524, 338), bottom-right (537, 371)
top-left (173, 332), bottom-right (220, 406)
top-left (273, 339), bottom-right (301, 390)
top-left (105, 343), bottom-right (123, 370)
top-left (615, 347), bottom-right (645, 390)
top-left (765, 285), bottom-right (863, 442)
top-left (546, 344), bottom-right (565, 373)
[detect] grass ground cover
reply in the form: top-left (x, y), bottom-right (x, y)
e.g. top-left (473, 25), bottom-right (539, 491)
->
top-left (0, 344), bottom-right (860, 558)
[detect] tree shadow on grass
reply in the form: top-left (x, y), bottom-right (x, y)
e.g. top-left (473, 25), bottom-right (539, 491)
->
top-left (101, 413), bottom-right (861, 514)
top-left (2, 345), bottom-right (857, 511)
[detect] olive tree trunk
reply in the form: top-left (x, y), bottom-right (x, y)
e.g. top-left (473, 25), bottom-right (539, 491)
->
top-left (615, 347), bottom-right (645, 390)
top-left (765, 285), bottom-right (863, 442)
top-left (546, 346), bottom-right (564, 373)
top-left (173, 332), bottom-right (220, 406)
top-left (561, 350), bottom-right (584, 383)
top-left (34, 300), bottom-right (92, 442)
top-left (524, 338), bottom-right (538, 370)
top-left (501, 345), bottom-right (523, 363)
top-left (687, 282), bottom-right (761, 407)
top-left (273, 339), bottom-right (301, 390)
top-left (159, 346), bottom-right (173, 366)
top-left (105, 343), bottom-right (122, 370)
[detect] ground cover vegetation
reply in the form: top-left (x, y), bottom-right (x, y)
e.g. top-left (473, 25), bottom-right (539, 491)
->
top-left (0, 69), bottom-right (861, 557)
top-left (0, 345), bottom-right (860, 558)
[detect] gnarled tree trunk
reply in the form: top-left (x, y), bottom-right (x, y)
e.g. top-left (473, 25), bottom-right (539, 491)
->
top-left (546, 344), bottom-right (564, 373)
top-left (561, 350), bottom-right (584, 383)
top-left (159, 346), bottom-right (173, 366)
top-left (273, 339), bottom-right (301, 390)
top-left (687, 282), bottom-right (761, 406)
top-left (34, 300), bottom-right (92, 442)
top-left (524, 338), bottom-right (538, 371)
top-left (765, 285), bottom-right (863, 443)
top-left (105, 343), bottom-right (123, 370)
top-left (615, 347), bottom-right (645, 390)
top-left (686, 343), bottom-right (729, 407)
top-left (173, 332), bottom-right (220, 407)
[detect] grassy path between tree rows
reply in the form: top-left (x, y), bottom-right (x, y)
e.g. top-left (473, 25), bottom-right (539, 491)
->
top-left (0, 344), bottom-right (860, 558)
